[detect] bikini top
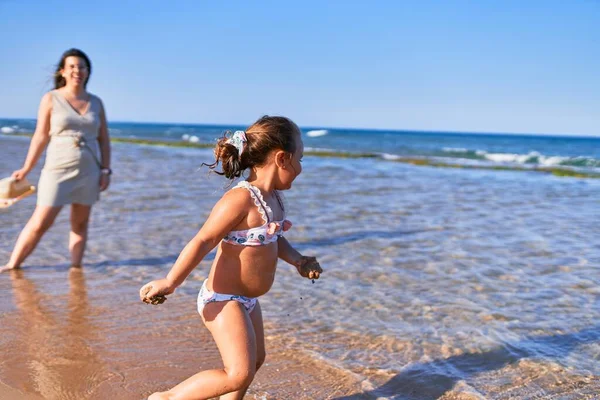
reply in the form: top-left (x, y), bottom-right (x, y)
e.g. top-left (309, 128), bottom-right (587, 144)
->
top-left (222, 181), bottom-right (292, 246)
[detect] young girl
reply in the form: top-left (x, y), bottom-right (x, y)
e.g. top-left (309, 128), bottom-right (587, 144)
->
top-left (140, 116), bottom-right (322, 400)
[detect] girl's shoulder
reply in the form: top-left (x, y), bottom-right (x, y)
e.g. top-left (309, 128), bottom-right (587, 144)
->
top-left (219, 184), bottom-right (256, 210)
top-left (228, 181), bottom-right (273, 211)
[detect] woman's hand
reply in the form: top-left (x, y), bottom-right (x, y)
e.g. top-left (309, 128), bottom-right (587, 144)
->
top-left (140, 278), bottom-right (176, 305)
top-left (99, 174), bottom-right (110, 191)
top-left (294, 256), bottom-right (323, 280)
top-left (11, 168), bottom-right (30, 181)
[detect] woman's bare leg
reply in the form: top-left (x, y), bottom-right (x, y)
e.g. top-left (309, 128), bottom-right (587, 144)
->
top-left (1, 205), bottom-right (62, 272)
top-left (148, 300), bottom-right (257, 400)
top-left (69, 203), bottom-right (92, 268)
top-left (219, 300), bottom-right (266, 400)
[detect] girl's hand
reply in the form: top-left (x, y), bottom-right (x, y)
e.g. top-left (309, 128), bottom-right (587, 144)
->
top-left (140, 279), bottom-right (175, 305)
top-left (99, 174), bottom-right (110, 191)
top-left (11, 168), bottom-right (30, 181)
top-left (294, 256), bottom-right (323, 280)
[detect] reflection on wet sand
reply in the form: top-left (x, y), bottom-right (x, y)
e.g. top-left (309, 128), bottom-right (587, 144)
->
top-left (1, 269), bottom-right (117, 400)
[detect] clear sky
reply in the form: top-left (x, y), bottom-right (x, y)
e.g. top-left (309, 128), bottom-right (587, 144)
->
top-left (0, 0), bottom-right (598, 136)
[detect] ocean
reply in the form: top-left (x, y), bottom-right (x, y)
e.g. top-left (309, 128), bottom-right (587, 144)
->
top-left (2, 118), bottom-right (600, 173)
top-left (1, 119), bottom-right (599, 399)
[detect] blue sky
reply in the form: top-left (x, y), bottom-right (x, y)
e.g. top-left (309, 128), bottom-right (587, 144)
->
top-left (0, 0), bottom-right (598, 136)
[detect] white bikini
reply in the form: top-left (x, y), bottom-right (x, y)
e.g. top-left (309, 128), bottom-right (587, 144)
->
top-left (197, 181), bottom-right (292, 315)
top-left (222, 181), bottom-right (291, 246)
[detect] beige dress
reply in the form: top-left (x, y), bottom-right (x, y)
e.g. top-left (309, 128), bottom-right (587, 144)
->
top-left (37, 90), bottom-right (102, 206)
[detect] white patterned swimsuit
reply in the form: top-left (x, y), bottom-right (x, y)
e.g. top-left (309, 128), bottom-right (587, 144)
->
top-left (197, 181), bottom-right (292, 315)
top-left (222, 181), bottom-right (291, 246)
top-left (197, 280), bottom-right (257, 314)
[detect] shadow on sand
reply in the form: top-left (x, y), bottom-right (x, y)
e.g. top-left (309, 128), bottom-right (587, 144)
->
top-left (333, 326), bottom-right (600, 400)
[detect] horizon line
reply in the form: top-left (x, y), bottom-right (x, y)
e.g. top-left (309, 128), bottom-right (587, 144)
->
top-left (1, 116), bottom-right (599, 139)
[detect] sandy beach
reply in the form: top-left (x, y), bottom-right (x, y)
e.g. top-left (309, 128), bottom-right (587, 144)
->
top-left (0, 267), bottom-right (365, 400)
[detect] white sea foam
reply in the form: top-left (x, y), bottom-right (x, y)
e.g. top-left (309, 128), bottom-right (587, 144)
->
top-left (570, 156), bottom-right (600, 167)
top-left (438, 147), bottom-right (600, 169)
top-left (539, 155), bottom-right (569, 166)
top-left (304, 146), bottom-right (333, 152)
top-left (306, 129), bottom-right (328, 137)
top-left (484, 152), bottom-right (534, 164)
top-left (481, 151), bottom-right (569, 166)
top-left (442, 147), bottom-right (469, 153)
top-left (381, 153), bottom-right (401, 161)
top-left (188, 135), bottom-right (199, 143)
top-left (181, 134), bottom-right (190, 141)
top-left (1, 126), bottom-right (16, 134)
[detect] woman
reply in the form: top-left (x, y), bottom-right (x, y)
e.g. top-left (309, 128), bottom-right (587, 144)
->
top-left (1, 48), bottom-right (111, 272)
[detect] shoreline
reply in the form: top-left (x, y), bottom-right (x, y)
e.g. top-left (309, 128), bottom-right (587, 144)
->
top-left (3, 133), bottom-right (600, 179)
top-left (2, 134), bottom-right (599, 399)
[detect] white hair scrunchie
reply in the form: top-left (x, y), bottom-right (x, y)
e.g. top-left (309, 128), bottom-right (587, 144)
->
top-left (226, 130), bottom-right (247, 159)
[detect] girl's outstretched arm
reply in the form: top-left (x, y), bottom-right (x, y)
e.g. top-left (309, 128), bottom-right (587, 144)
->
top-left (278, 237), bottom-right (323, 280)
top-left (140, 190), bottom-right (250, 303)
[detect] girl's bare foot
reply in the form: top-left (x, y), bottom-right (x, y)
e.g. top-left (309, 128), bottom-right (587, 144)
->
top-left (0, 264), bottom-right (19, 273)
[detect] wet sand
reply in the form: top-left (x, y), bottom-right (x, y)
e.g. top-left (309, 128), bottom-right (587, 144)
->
top-left (0, 267), bottom-right (364, 399)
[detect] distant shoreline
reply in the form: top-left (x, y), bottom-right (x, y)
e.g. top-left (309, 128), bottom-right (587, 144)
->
top-left (2, 133), bottom-right (599, 179)
top-left (2, 118), bottom-right (600, 139)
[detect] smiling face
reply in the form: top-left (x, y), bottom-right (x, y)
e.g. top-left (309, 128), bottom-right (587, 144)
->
top-left (60, 56), bottom-right (89, 88)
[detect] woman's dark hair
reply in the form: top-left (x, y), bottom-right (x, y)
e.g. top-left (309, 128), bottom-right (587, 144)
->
top-left (204, 115), bottom-right (300, 179)
top-left (54, 48), bottom-right (92, 89)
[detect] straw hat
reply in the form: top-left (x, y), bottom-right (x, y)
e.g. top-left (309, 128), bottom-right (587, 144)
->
top-left (0, 177), bottom-right (36, 208)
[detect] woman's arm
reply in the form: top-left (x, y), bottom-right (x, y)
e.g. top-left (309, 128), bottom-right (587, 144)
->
top-left (12, 93), bottom-right (52, 180)
top-left (97, 99), bottom-right (111, 191)
top-left (140, 190), bottom-right (250, 302)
